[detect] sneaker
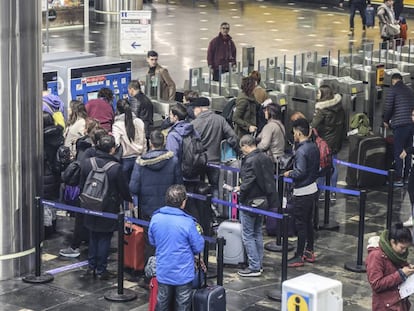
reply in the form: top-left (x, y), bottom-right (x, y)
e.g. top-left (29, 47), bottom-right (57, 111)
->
top-left (237, 268), bottom-right (261, 277)
top-left (394, 180), bottom-right (404, 187)
top-left (59, 247), bottom-right (80, 258)
top-left (97, 270), bottom-right (117, 280)
top-left (403, 216), bottom-right (413, 227)
top-left (287, 256), bottom-right (304, 268)
top-left (330, 193), bottom-right (336, 202)
top-left (319, 192), bottom-right (325, 201)
top-left (303, 250), bottom-right (316, 263)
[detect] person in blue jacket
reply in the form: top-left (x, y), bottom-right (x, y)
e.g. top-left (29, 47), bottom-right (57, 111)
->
top-left (149, 184), bottom-right (205, 311)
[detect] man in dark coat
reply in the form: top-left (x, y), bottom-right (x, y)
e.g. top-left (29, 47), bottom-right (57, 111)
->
top-left (235, 135), bottom-right (277, 277)
top-left (339, 0), bottom-right (370, 36)
top-left (383, 73), bottom-right (414, 186)
top-left (207, 22), bottom-right (236, 81)
top-left (79, 135), bottom-right (132, 280)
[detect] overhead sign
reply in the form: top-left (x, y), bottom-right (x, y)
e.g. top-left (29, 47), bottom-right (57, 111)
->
top-left (120, 10), bottom-right (152, 56)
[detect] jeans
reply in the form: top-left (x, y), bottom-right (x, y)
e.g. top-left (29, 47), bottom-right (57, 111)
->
top-left (318, 154), bottom-right (338, 188)
top-left (239, 210), bottom-right (264, 271)
top-left (206, 166), bottom-right (220, 200)
top-left (349, 1), bottom-right (366, 29)
top-left (156, 281), bottom-right (193, 311)
top-left (393, 125), bottom-right (413, 180)
top-left (88, 231), bottom-right (113, 274)
top-left (291, 192), bottom-right (318, 257)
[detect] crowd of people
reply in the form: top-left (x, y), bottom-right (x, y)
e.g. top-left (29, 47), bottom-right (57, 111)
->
top-left (40, 16), bottom-right (414, 309)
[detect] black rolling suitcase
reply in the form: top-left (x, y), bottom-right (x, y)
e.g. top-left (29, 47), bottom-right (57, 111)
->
top-left (346, 135), bottom-right (387, 187)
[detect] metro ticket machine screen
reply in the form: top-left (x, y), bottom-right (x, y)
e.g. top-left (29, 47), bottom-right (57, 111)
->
top-left (43, 70), bottom-right (58, 95)
top-left (69, 62), bottom-right (131, 109)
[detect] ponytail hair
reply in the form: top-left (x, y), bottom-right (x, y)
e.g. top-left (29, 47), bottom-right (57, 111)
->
top-left (116, 99), bottom-right (135, 142)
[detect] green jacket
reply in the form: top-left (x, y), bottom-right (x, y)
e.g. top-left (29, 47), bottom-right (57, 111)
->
top-left (232, 92), bottom-right (257, 138)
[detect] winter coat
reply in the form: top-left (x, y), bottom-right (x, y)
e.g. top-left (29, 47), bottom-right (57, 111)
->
top-left (148, 64), bottom-right (176, 101)
top-left (366, 246), bottom-right (411, 311)
top-left (311, 94), bottom-right (346, 154)
top-left (85, 98), bottom-right (114, 132)
top-left (232, 92), bottom-right (257, 138)
top-left (166, 121), bottom-right (197, 163)
top-left (239, 149), bottom-right (278, 209)
top-left (149, 206), bottom-right (204, 285)
top-left (43, 124), bottom-right (64, 200)
top-left (207, 32), bottom-right (236, 72)
top-left (112, 113), bottom-right (146, 158)
top-left (79, 150), bottom-right (132, 232)
top-left (257, 119), bottom-right (285, 163)
top-left (129, 149), bottom-right (182, 218)
top-left (64, 118), bottom-right (86, 158)
top-left (384, 81), bottom-right (414, 129)
top-left (129, 92), bottom-right (154, 139)
top-left (288, 139), bottom-right (320, 190)
top-left (377, 3), bottom-right (397, 40)
top-left (43, 94), bottom-right (66, 121)
top-left (191, 110), bottom-right (238, 162)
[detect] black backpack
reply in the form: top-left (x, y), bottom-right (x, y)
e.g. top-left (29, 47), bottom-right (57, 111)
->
top-left (221, 98), bottom-right (236, 128)
top-left (181, 133), bottom-right (207, 179)
top-left (79, 157), bottom-right (117, 211)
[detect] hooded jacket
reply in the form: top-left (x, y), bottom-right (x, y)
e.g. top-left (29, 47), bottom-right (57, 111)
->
top-left (149, 206), bottom-right (204, 285)
top-left (311, 94), bottom-right (346, 154)
top-left (129, 149), bottom-right (182, 218)
top-left (43, 94), bottom-right (66, 118)
top-left (384, 81), bottom-right (414, 129)
top-left (366, 243), bottom-right (411, 311)
top-left (166, 121), bottom-right (197, 163)
top-left (112, 113), bottom-right (146, 158)
top-left (85, 98), bottom-right (114, 133)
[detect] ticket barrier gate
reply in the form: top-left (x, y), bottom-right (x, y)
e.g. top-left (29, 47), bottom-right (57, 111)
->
top-left (333, 76), bottom-right (365, 133)
top-left (289, 83), bottom-right (318, 122)
top-left (47, 56), bottom-right (132, 112)
top-left (42, 67), bottom-right (58, 96)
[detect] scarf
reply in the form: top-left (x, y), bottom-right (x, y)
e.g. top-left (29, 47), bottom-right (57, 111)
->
top-left (379, 230), bottom-right (409, 267)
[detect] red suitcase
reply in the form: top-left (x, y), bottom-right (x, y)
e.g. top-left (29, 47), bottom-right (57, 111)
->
top-left (148, 277), bottom-right (158, 311)
top-left (124, 224), bottom-right (145, 271)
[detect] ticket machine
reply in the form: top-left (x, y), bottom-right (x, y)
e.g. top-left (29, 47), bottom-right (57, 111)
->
top-left (42, 67), bottom-right (58, 96)
top-left (47, 56), bottom-right (132, 110)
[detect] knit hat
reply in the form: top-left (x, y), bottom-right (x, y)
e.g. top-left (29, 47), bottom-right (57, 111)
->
top-left (190, 97), bottom-right (210, 107)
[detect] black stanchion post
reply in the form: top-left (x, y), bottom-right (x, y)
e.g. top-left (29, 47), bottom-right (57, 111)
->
top-left (267, 213), bottom-right (290, 301)
top-left (386, 169), bottom-right (395, 231)
top-left (319, 168), bottom-right (339, 231)
top-left (344, 190), bottom-right (367, 273)
top-left (216, 237), bottom-right (225, 286)
top-left (265, 176), bottom-right (294, 252)
top-left (23, 197), bottom-right (54, 284)
top-left (104, 212), bottom-right (137, 302)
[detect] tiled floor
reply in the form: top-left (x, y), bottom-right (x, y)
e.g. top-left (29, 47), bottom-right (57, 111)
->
top-left (6, 0), bottom-right (413, 310)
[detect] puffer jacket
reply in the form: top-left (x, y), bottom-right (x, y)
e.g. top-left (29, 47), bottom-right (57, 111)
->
top-left (366, 246), bottom-right (411, 311)
top-left (149, 206), bottom-right (204, 285)
top-left (288, 139), bottom-right (320, 189)
top-left (311, 94), bottom-right (346, 154)
top-left (232, 92), bottom-right (257, 138)
top-left (129, 149), bottom-right (182, 218)
top-left (384, 81), bottom-right (414, 129)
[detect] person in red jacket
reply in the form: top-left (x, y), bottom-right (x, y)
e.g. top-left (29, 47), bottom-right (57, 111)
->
top-left (366, 223), bottom-right (414, 311)
top-left (85, 87), bottom-right (115, 133)
top-left (207, 22), bottom-right (236, 81)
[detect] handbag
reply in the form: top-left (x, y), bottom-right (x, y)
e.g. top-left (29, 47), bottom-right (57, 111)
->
top-left (386, 23), bottom-right (400, 36)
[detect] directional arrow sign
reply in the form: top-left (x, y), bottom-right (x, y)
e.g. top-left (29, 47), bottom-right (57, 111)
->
top-left (120, 10), bottom-right (152, 55)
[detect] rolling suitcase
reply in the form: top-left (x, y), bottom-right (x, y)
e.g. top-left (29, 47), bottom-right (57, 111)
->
top-left (218, 158), bottom-right (240, 219)
top-left (365, 5), bottom-right (375, 27)
top-left (346, 135), bottom-right (387, 187)
top-left (148, 277), bottom-right (158, 311)
top-left (216, 192), bottom-right (246, 265)
top-left (192, 285), bottom-right (226, 311)
top-left (124, 224), bottom-right (145, 271)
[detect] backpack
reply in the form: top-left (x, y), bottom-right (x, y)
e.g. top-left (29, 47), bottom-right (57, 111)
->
top-left (221, 98), bottom-right (236, 128)
top-left (43, 101), bottom-right (65, 129)
top-left (181, 132), bottom-right (207, 179)
top-left (62, 160), bottom-right (81, 186)
top-left (312, 128), bottom-right (332, 169)
top-left (56, 145), bottom-right (71, 172)
top-left (79, 157), bottom-right (117, 211)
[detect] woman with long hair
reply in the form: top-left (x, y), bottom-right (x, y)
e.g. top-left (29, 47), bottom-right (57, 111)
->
top-left (64, 100), bottom-right (88, 159)
top-left (112, 98), bottom-right (146, 182)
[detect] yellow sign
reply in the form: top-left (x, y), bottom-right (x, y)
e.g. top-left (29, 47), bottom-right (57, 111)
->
top-left (287, 293), bottom-right (309, 311)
